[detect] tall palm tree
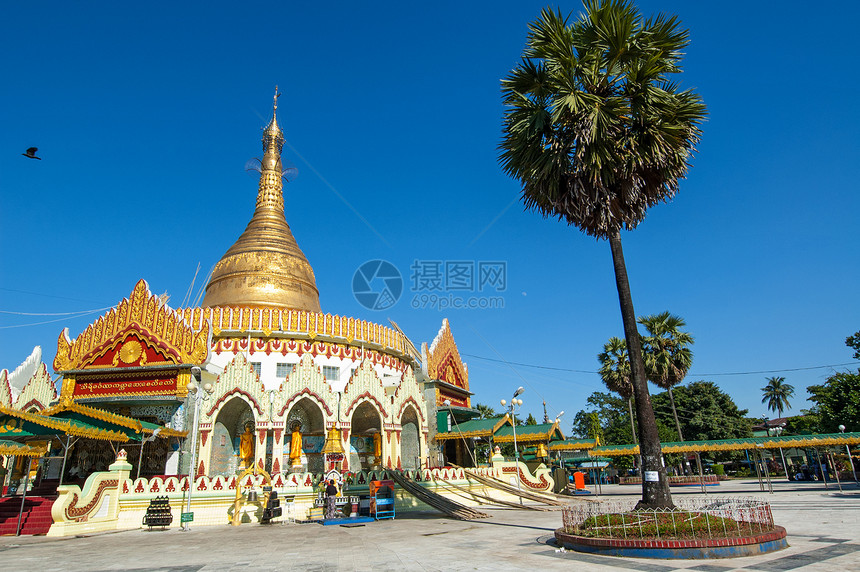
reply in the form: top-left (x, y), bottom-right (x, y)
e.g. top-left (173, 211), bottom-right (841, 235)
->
top-left (761, 377), bottom-right (794, 418)
top-left (597, 337), bottom-right (637, 444)
top-left (500, 0), bottom-right (706, 508)
top-left (639, 312), bottom-right (694, 441)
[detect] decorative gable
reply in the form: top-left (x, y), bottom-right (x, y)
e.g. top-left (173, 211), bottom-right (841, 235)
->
top-left (13, 362), bottom-right (57, 412)
top-left (54, 279), bottom-right (210, 372)
top-left (427, 319), bottom-right (470, 408)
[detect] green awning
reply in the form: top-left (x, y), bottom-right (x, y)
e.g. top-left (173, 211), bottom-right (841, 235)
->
top-left (0, 405), bottom-right (128, 442)
top-left (550, 438), bottom-right (598, 451)
top-left (38, 401), bottom-right (186, 442)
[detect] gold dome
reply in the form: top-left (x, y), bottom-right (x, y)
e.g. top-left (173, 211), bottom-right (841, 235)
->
top-left (201, 89), bottom-right (321, 312)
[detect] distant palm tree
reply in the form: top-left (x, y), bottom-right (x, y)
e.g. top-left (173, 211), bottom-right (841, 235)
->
top-left (500, 0), bottom-right (705, 509)
top-left (475, 403), bottom-right (497, 419)
top-left (639, 312), bottom-right (694, 441)
top-left (761, 377), bottom-right (795, 418)
top-left (597, 337), bottom-right (637, 443)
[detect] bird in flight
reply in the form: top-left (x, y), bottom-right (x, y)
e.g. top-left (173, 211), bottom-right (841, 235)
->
top-left (22, 147), bottom-right (41, 160)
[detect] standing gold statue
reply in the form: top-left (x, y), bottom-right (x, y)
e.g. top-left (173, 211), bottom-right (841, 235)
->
top-left (372, 432), bottom-right (382, 458)
top-left (289, 422), bottom-right (303, 467)
top-left (239, 423), bottom-right (254, 469)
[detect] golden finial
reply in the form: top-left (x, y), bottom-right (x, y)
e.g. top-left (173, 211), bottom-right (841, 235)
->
top-left (200, 89), bottom-right (321, 312)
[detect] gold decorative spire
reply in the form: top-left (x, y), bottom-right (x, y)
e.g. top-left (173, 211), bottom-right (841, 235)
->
top-left (201, 88), bottom-right (322, 312)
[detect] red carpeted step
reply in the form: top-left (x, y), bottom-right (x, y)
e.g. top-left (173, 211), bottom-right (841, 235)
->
top-left (0, 496), bottom-right (55, 535)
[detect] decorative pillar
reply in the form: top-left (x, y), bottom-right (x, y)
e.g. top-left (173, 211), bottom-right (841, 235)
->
top-left (271, 425), bottom-right (284, 474)
top-left (394, 428), bottom-right (402, 470)
top-left (255, 425), bottom-right (267, 470)
top-left (340, 426), bottom-right (351, 471)
top-left (197, 423), bottom-right (212, 477)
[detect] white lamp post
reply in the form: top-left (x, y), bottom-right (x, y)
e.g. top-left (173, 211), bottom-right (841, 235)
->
top-left (183, 367), bottom-right (212, 531)
top-left (501, 386), bottom-right (525, 505)
top-left (839, 425), bottom-right (858, 484)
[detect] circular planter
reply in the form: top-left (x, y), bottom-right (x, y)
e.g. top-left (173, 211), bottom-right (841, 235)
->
top-left (554, 525), bottom-right (787, 559)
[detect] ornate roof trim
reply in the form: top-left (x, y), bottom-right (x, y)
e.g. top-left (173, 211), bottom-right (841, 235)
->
top-left (179, 306), bottom-right (415, 364)
top-left (590, 432), bottom-right (860, 457)
top-left (54, 280), bottom-right (210, 372)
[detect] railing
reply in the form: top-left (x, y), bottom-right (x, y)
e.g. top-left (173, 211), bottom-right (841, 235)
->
top-left (619, 474), bottom-right (720, 485)
top-left (562, 497), bottom-right (775, 540)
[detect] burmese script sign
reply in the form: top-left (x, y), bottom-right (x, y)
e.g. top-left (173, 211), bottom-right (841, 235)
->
top-left (72, 370), bottom-right (179, 399)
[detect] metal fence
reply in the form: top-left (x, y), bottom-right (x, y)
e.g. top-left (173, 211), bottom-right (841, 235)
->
top-left (562, 497), bottom-right (774, 540)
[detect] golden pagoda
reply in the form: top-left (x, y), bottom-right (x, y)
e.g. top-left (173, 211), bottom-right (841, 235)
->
top-left (201, 89), bottom-right (321, 312)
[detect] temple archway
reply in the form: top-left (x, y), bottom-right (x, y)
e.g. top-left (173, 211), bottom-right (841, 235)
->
top-left (285, 397), bottom-right (325, 474)
top-left (349, 401), bottom-right (383, 471)
top-left (400, 405), bottom-right (421, 470)
top-left (209, 397), bottom-right (255, 476)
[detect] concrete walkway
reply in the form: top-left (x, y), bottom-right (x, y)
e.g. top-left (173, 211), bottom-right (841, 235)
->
top-left (0, 479), bottom-right (858, 571)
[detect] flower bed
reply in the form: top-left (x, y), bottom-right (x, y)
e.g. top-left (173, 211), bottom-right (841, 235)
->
top-left (556, 497), bottom-right (787, 559)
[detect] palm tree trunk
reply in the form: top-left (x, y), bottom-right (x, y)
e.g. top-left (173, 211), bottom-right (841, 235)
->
top-left (609, 230), bottom-right (672, 508)
top-left (628, 397), bottom-right (641, 470)
top-left (627, 398), bottom-right (638, 444)
top-left (668, 388), bottom-right (684, 441)
top-left (667, 387), bottom-right (690, 475)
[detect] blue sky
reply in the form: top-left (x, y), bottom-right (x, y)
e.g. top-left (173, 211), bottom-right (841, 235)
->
top-left (2, 1), bottom-right (859, 429)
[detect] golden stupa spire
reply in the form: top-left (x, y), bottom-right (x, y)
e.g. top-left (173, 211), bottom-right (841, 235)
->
top-left (256, 87), bottom-right (285, 212)
top-left (200, 88), bottom-right (322, 312)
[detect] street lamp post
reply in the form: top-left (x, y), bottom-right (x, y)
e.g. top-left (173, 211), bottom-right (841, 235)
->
top-left (764, 419), bottom-right (789, 480)
top-left (501, 387), bottom-right (524, 505)
top-left (183, 367), bottom-right (212, 531)
top-left (839, 425), bottom-right (858, 484)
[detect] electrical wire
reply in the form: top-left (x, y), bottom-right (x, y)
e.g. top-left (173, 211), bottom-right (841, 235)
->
top-left (0, 308), bottom-right (111, 329)
top-left (0, 306), bottom-right (114, 316)
top-left (461, 352), bottom-right (859, 377)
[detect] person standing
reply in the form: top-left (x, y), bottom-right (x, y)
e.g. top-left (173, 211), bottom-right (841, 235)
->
top-left (325, 479), bottom-right (339, 519)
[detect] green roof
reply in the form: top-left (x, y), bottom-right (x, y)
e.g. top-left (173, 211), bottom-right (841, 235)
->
top-left (435, 416), bottom-right (508, 441)
top-left (494, 421), bottom-right (565, 443)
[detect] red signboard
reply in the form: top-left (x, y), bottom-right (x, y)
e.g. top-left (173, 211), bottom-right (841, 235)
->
top-left (72, 370), bottom-right (179, 399)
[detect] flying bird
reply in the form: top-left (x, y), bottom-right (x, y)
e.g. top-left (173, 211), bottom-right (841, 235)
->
top-left (22, 147), bottom-right (41, 160)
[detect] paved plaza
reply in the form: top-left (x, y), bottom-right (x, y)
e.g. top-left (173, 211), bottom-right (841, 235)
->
top-left (1, 480), bottom-right (858, 571)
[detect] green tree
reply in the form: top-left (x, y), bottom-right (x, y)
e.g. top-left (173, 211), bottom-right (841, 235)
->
top-left (760, 376), bottom-right (795, 418)
top-left (500, 1), bottom-right (706, 508)
top-left (807, 372), bottom-right (860, 432)
top-left (804, 332), bottom-right (860, 432)
top-left (845, 330), bottom-right (860, 360)
top-left (639, 312), bottom-right (694, 441)
top-left (571, 392), bottom-right (678, 471)
top-left (597, 337), bottom-right (637, 443)
top-left (784, 409), bottom-right (821, 435)
top-left (651, 381), bottom-right (752, 444)
top-left (525, 413), bottom-right (538, 425)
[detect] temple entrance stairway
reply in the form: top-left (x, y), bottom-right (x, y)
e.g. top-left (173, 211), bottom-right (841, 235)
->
top-left (0, 480), bottom-right (59, 536)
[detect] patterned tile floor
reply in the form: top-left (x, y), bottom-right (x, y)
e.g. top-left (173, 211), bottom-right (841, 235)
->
top-left (1, 479), bottom-right (858, 571)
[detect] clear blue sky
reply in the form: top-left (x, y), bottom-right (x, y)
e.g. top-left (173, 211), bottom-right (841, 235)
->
top-left (2, 1), bottom-right (858, 429)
